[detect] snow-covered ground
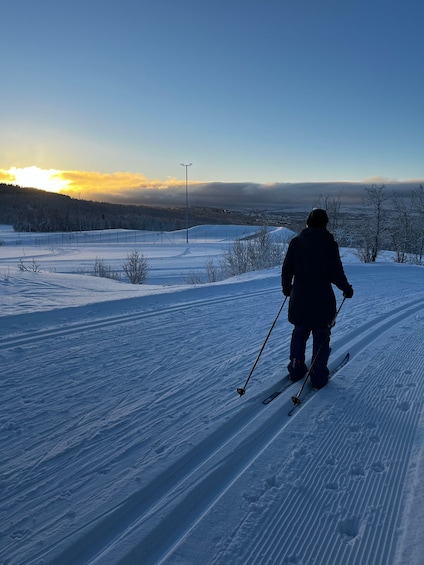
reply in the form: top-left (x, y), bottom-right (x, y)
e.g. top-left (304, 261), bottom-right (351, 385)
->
top-left (0, 224), bottom-right (423, 565)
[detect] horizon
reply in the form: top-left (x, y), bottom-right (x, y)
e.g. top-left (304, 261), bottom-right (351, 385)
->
top-left (1, 166), bottom-right (423, 210)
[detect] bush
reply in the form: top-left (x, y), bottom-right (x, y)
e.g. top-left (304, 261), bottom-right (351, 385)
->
top-left (190, 228), bottom-right (288, 284)
top-left (92, 258), bottom-right (120, 280)
top-left (18, 257), bottom-right (41, 272)
top-left (123, 250), bottom-right (149, 284)
top-left (221, 227), bottom-right (287, 277)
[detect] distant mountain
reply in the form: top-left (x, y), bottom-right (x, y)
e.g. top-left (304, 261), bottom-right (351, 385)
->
top-left (0, 184), bottom-right (257, 233)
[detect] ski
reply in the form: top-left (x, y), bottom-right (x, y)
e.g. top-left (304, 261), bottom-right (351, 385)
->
top-left (262, 377), bottom-right (293, 404)
top-left (262, 352), bottom-right (350, 406)
top-left (288, 352), bottom-right (350, 416)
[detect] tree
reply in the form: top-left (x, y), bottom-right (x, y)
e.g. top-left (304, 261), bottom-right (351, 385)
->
top-left (355, 185), bottom-right (389, 263)
top-left (411, 185), bottom-right (424, 264)
top-left (313, 191), bottom-right (351, 245)
top-left (314, 192), bottom-right (342, 231)
top-left (123, 250), bottom-right (149, 284)
top-left (220, 226), bottom-right (287, 277)
top-left (389, 193), bottom-right (415, 263)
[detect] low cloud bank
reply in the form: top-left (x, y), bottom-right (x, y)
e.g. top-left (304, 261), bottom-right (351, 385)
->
top-left (65, 180), bottom-right (424, 210)
top-left (3, 167), bottom-right (422, 210)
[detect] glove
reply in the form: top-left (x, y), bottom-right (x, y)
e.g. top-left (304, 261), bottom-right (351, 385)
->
top-left (343, 286), bottom-right (354, 299)
top-left (282, 285), bottom-right (292, 297)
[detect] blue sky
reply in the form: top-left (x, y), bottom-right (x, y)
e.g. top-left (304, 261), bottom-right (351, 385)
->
top-left (2, 0), bottom-right (424, 206)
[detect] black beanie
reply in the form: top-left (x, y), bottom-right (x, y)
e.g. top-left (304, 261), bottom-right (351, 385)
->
top-left (307, 208), bottom-right (329, 228)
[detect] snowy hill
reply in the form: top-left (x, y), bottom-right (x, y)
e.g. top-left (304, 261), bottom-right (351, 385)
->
top-left (0, 225), bottom-right (423, 564)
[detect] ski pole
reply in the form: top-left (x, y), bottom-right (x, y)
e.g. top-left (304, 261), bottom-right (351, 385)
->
top-left (291, 297), bottom-right (346, 406)
top-left (237, 296), bottom-right (288, 397)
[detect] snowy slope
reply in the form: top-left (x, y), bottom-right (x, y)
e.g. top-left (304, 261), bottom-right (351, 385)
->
top-left (0, 225), bottom-right (423, 565)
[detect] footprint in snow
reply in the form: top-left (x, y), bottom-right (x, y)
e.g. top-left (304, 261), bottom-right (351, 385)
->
top-left (350, 464), bottom-right (365, 478)
top-left (242, 490), bottom-right (260, 503)
top-left (324, 481), bottom-right (339, 491)
top-left (338, 515), bottom-right (361, 541)
top-left (370, 461), bottom-right (385, 473)
top-left (264, 475), bottom-right (277, 489)
top-left (397, 400), bottom-right (411, 412)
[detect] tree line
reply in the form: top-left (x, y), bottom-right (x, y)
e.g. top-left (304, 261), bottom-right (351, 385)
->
top-left (1, 182), bottom-right (424, 265)
top-left (0, 184), bottom-right (252, 233)
top-left (318, 184), bottom-right (424, 264)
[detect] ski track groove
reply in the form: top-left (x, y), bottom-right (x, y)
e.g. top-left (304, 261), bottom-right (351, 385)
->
top-left (154, 301), bottom-right (424, 565)
top-left (0, 286), bottom-right (279, 350)
top-left (2, 282), bottom-right (423, 564)
top-left (2, 288), bottom-right (284, 564)
top-left (204, 323), bottom-right (424, 565)
top-left (20, 296), bottom-right (424, 565)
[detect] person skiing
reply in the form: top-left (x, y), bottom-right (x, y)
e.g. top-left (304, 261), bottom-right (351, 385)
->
top-left (281, 208), bottom-right (353, 389)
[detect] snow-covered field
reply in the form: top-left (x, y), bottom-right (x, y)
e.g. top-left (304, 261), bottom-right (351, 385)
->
top-left (1, 224), bottom-right (423, 565)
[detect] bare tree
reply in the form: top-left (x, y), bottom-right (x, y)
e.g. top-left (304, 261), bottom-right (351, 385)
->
top-left (356, 185), bottom-right (389, 262)
top-left (412, 184), bottom-right (424, 215)
top-left (411, 185), bottom-right (424, 264)
top-left (221, 227), bottom-right (287, 277)
top-left (313, 191), bottom-right (351, 244)
top-left (123, 250), bottom-right (149, 284)
top-left (205, 258), bottom-right (220, 283)
top-left (18, 257), bottom-right (41, 272)
top-left (315, 192), bottom-right (342, 232)
top-left (92, 258), bottom-right (120, 280)
top-left (389, 194), bottom-right (415, 263)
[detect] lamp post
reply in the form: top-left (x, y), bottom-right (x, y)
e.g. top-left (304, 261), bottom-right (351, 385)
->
top-left (180, 163), bottom-right (192, 244)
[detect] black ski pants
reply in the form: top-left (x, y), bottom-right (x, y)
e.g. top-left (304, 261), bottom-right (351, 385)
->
top-left (289, 325), bottom-right (331, 386)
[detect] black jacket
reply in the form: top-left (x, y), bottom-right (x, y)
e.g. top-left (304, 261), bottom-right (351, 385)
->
top-left (281, 227), bottom-right (352, 328)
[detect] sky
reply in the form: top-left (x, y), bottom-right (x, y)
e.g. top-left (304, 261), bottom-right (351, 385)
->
top-left (1, 0), bottom-right (424, 208)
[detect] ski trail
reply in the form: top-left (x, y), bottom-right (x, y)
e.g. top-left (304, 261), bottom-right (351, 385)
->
top-left (26, 300), bottom-right (424, 565)
top-left (0, 286), bottom-right (279, 349)
top-left (217, 324), bottom-right (424, 565)
top-left (2, 285), bottom-right (287, 565)
top-left (157, 311), bottom-right (424, 565)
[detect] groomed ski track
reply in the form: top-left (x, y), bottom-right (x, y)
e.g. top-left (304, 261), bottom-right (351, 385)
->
top-left (1, 265), bottom-right (424, 565)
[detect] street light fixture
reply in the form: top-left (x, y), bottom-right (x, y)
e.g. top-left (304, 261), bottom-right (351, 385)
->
top-left (180, 163), bottom-right (192, 244)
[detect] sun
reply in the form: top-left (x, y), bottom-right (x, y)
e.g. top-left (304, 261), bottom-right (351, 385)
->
top-left (3, 166), bottom-right (70, 193)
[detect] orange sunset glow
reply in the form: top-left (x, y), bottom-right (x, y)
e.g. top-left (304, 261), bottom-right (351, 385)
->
top-left (1, 166), bottom-right (71, 193)
top-left (0, 166), bottom-right (185, 201)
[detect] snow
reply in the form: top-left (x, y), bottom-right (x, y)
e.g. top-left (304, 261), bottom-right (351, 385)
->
top-left (0, 224), bottom-right (423, 565)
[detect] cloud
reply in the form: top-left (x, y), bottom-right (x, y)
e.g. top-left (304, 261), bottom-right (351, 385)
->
top-left (60, 170), bottom-right (181, 193)
top-left (66, 178), bottom-right (424, 210)
top-left (0, 170), bottom-right (16, 183)
top-left (3, 167), bottom-right (423, 210)
top-left (56, 171), bottom-right (350, 208)
top-left (57, 170), bottom-right (194, 205)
